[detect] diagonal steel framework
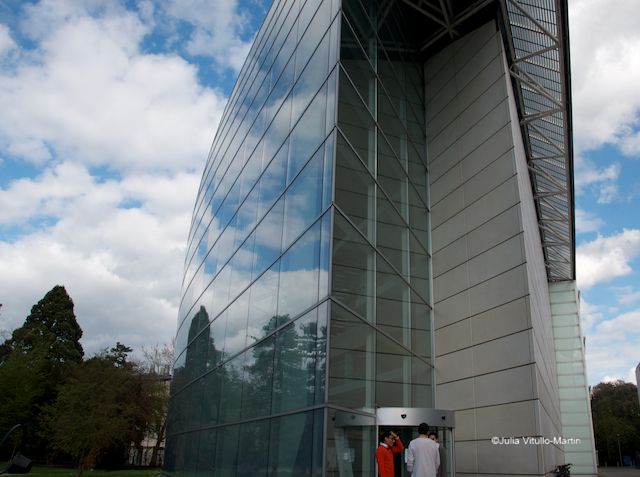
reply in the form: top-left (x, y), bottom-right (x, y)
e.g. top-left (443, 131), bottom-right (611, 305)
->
top-left (500, 0), bottom-right (574, 281)
top-left (405, 0), bottom-right (574, 282)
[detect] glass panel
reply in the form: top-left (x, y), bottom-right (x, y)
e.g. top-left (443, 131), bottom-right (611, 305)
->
top-left (214, 423), bottom-right (239, 476)
top-left (377, 185), bottom-right (409, 277)
top-left (218, 353), bottom-right (246, 424)
top-left (183, 431), bottom-right (200, 477)
top-left (328, 302), bottom-right (375, 409)
top-left (337, 66), bottom-right (376, 171)
top-left (215, 220), bottom-right (236, 266)
top-left (319, 211), bottom-right (331, 300)
top-left (242, 335), bottom-right (276, 419)
top-left (555, 349), bottom-right (584, 363)
top-left (268, 47), bottom-right (295, 115)
top-left (228, 251), bottom-right (252, 304)
top-left (335, 132), bottom-right (375, 240)
top-left (264, 80), bottom-right (293, 165)
top-left (288, 87), bottom-right (327, 185)
top-left (278, 219), bottom-right (321, 324)
top-left (185, 306), bottom-right (211, 380)
top-left (171, 353), bottom-right (187, 398)
top-left (258, 139), bottom-right (288, 220)
top-left (235, 185), bottom-right (260, 243)
top-left (269, 411), bottom-right (319, 476)
top-left (326, 408), bottom-right (375, 477)
top-left (322, 128), bottom-right (335, 211)
top-left (340, 15), bottom-right (375, 106)
top-left (292, 25), bottom-right (331, 122)
top-left (252, 196), bottom-right (285, 279)
top-left (557, 361), bottom-right (585, 375)
top-left (237, 419), bottom-right (270, 477)
top-left (315, 300), bottom-right (329, 404)
top-left (272, 308), bottom-right (319, 413)
top-left (175, 299), bottom-right (207, 360)
top-left (209, 309), bottom-right (228, 364)
top-left (559, 387), bottom-right (587, 400)
top-left (376, 253), bottom-right (409, 327)
top-left (341, 0), bottom-right (376, 64)
top-left (332, 211), bottom-right (374, 321)
top-left (375, 333), bottom-right (410, 410)
top-left (555, 337), bottom-right (582, 350)
top-left (185, 381), bottom-right (205, 436)
top-left (553, 325), bottom-right (580, 339)
top-left (247, 262), bottom-right (280, 344)
top-left (378, 85), bottom-right (407, 171)
top-left (223, 289), bottom-right (250, 357)
top-left (283, 147), bottom-right (324, 248)
top-left (410, 296), bottom-right (431, 360)
top-left (201, 368), bottom-right (221, 426)
top-left (196, 429), bottom-right (217, 474)
top-left (209, 264), bottom-right (231, 319)
top-left (377, 132), bottom-right (409, 218)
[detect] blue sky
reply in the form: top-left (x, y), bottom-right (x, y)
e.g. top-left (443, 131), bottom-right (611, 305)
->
top-left (0, 0), bottom-right (638, 386)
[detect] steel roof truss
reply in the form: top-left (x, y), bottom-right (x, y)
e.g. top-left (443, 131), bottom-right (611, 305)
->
top-left (506, 0), bottom-right (559, 44)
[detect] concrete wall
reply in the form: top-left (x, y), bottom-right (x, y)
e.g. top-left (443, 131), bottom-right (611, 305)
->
top-left (426, 21), bottom-right (563, 477)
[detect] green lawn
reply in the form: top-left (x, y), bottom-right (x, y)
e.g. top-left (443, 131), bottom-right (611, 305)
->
top-left (26, 467), bottom-right (163, 477)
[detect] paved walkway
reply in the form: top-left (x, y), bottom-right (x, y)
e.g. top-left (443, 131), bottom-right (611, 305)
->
top-left (597, 467), bottom-right (640, 477)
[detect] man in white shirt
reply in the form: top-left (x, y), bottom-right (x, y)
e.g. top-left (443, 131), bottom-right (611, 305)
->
top-left (406, 422), bottom-right (440, 477)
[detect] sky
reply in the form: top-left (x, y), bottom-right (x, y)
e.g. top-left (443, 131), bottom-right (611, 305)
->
top-left (0, 0), bottom-right (638, 387)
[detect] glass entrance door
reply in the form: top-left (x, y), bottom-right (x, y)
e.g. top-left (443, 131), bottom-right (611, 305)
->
top-left (332, 407), bottom-right (454, 476)
top-left (376, 408), bottom-right (455, 477)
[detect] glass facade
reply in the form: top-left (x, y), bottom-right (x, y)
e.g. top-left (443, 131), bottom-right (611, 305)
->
top-left (550, 282), bottom-right (598, 475)
top-left (166, 0), bottom-right (432, 475)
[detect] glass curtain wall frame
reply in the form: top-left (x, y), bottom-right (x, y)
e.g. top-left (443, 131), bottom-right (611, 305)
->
top-left (324, 0), bottom-right (434, 474)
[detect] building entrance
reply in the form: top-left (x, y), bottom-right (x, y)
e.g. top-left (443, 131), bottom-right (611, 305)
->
top-left (333, 407), bottom-right (455, 477)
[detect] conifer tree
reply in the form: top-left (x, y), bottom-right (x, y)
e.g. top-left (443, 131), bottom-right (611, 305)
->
top-left (0, 285), bottom-right (84, 459)
top-left (6, 285), bottom-right (83, 365)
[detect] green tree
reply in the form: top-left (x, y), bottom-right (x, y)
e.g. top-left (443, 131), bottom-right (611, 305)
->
top-left (591, 380), bottom-right (640, 466)
top-left (3, 286), bottom-right (83, 365)
top-left (41, 345), bottom-right (164, 476)
top-left (141, 342), bottom-right (174, 467)
top-left (0, 286), bottom-right (84, 459)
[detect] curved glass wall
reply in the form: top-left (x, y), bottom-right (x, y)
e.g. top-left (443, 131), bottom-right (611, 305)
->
top-left (165, 0), bottom-right (432, 475)
top-left (166, 0), bottom-right (339, 474)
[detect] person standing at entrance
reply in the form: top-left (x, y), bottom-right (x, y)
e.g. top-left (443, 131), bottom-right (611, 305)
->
top-left (428, 431), bottom-right (446, 477)
top-left (376, 430), bottom-right (404, 477)
top-left (406, 422), bottom-right (440, 477)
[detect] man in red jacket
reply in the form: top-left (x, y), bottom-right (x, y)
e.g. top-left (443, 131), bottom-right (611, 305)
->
top-left (376, 430), bottom-right (404, 477)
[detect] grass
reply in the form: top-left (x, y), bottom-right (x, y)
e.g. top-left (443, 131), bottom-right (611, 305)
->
top-left (26, 467), bottom-right (163, 477)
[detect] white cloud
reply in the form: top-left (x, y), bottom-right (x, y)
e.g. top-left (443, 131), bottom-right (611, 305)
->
top-left (575, 208), bottom-right (604, 234)
top-left (570, 0), bottom-right (640, 154)
top-left (596, 183), bottom-right (618, 204)
top-left (0, 161), bottom-right (200, 353)
top-left (0, 0), bottom-right (269, 356)
top-left (578, 296), bottom-right (601, 333)
top-left (164, 0), bottom-right (252, 72)
top-left (574, 155), bottom-right (620, 195)
top-left (0, 0), bottom-right (224, 171)
top-left (0, 24), bottom-right (17, 56)
top-left (576, 229), bottom-right (640, 289)
top-left (584, 309), bottom-right (640, 385)
top-left (614, 286), bottom-right (640, 306)
top-left (0, 162), bottom-right (96, 225)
